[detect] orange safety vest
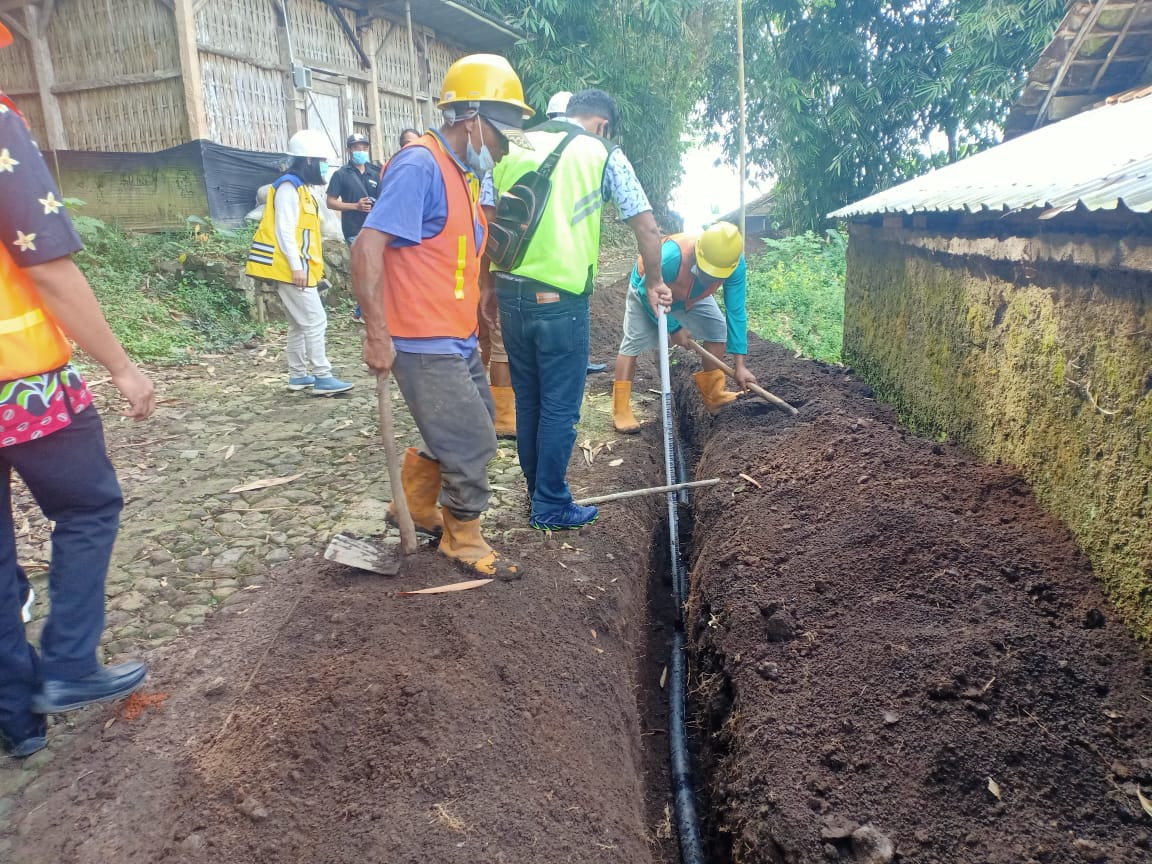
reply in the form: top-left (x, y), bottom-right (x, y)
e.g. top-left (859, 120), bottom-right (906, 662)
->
top-left (637, 233), bottom-right (723, 311)
top-left (380, 133), bottom-right (487, 340)
top-left (0, 91), bottom-right (72, 380)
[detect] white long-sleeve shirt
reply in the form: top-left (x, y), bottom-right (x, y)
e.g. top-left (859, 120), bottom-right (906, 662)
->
top-left (273, 181), bottom-right (303, 272)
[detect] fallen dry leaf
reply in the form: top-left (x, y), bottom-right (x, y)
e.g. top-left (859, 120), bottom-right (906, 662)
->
top-left (1138, 786), bottom-right (1152, 820)
top-left (397, 578), bottom-right (493, 596)
top-left (224, 444), bottom-right (236, 461)
top-left (608, 458), bottom-right (624, 467)
top-left (987, 778), bottom-right (1002, 801)
top-left (229, 473), bottom-right (304, 494)
top-left (659, 665), bottom-right (668, 689)
top-left (738, 472), bottom-right (763, 489)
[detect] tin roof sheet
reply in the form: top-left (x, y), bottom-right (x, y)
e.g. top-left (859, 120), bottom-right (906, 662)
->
top-left (829, 91), bottom-right (1152, 219)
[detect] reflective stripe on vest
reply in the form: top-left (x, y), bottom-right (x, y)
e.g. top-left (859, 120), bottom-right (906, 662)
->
top-left (0, 243), bottom-right (72, 380)
top-left (379, 133), bottom-right (486, 340)
top-left (245, 176), bottom-right (325, 286)
top-left (637, 234), bottom-right (723, 311)
top-left (491, 126), bottom-right (612, 295)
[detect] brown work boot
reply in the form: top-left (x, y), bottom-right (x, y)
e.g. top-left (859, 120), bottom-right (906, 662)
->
top-left (491, 385), bottom-right (517, 439)
top-left (612, 381), bottom-right (641, 434)
top-left (693, 369), bottom-right (740, 415)
top-left (387, 447), bottom-right (443, 536)
top-left (439, 511), bottom-right (522, 581)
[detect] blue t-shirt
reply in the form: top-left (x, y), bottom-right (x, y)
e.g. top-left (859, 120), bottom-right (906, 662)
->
top-left (363, 130), bottom-right (481, 356)
top-left (630, 240), bottom-right (749, 355)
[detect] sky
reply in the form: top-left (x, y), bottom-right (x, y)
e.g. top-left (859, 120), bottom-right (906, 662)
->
top-left (670, 136), bottom-right (771, 232)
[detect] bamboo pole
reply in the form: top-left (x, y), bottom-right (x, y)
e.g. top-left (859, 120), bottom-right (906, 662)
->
top-left (404, 0), bottom-right (420, 127)
top-left (736, 0), bottom-right (747, 243)
top-left (575, 479), bottom-right (720, 507)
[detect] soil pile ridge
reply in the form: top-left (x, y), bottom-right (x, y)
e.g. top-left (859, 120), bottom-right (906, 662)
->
top-left (682, 339), bottom-right (1152, 864)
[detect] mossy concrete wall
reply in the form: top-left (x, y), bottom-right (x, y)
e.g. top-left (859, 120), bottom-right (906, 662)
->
top-left (844, 223), bottom-right (1152, 638)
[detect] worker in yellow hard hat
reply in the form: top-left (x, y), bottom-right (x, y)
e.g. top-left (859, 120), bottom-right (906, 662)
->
top-left (612, 221), bottom-right (757, 432)
top-left (351, 53), bottom-right (532, 580)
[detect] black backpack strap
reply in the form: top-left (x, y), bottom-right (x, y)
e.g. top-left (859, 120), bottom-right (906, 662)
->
top-left (535, 127), bottom-right (583, 181)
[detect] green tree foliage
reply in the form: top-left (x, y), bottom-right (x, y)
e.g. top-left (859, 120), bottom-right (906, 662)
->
top-left (704, 0), bottom-right (1066, 231)
top-left (472, 0), bottom-right (714, 225)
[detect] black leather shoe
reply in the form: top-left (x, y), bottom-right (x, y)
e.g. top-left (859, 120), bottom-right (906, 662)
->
top-left (31, 661), bottom-right (148, 714)
top-left (1, 718), bottom-right (47, 758)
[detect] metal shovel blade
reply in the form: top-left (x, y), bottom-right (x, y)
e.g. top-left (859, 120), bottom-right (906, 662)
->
top-left (324, 534), bottom-right (402, 576)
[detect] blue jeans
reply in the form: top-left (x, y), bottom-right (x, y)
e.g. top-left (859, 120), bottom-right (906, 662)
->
top-left (497, 280), bottom-right (590, 518)
top-left (0, 405), bottom-right (122, 740)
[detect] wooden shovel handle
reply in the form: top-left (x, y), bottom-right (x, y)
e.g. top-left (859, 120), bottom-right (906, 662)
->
top-left (378, 375), bottom-right (418, 554)
top-left (687, 340), bottom-right (798, 415)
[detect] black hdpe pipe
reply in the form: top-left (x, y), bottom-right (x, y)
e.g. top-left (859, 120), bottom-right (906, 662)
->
top-left (658, 309), bottom-right (706, 864)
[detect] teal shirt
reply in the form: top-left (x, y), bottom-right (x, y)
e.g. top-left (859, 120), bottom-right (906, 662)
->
top-left (630, 241), bottom-right (749, 355)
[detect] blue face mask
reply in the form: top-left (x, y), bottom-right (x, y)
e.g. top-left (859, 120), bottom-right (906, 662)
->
top-left (465, 122), bottom-right (495, 175)
top-left (351, 150), bottom-right (370, 166)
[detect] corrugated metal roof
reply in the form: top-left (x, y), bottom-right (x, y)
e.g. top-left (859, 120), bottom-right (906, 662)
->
top-left (1005, 0), bottom-right (1152, 138)
top-left (719, 190), bottom-right (776, 224)
top-left (829, 91), bottom-right (1152, 219)
top-left (372, 0), bottom-right (521, 53)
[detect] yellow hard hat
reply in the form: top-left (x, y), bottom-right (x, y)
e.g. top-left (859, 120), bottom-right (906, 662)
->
top-left (696, 222), bottom-right (744, 280)
top-left (438, 54), bottom-right (534, 147)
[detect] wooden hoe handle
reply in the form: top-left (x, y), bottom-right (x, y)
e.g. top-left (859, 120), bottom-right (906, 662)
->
top-left (687, 340), bottom-right (798, 415)
top-left (378, 374), bottom-right (418, 554)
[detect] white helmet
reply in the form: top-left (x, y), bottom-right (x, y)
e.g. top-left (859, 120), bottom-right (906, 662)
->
top-left (287, 129), bottom-right (331, 159)
top-left (546, 91), bottom-right (572, 118)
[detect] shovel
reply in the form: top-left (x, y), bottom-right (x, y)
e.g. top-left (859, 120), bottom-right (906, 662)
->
top-left (324, 373), bottom-right (418, 575)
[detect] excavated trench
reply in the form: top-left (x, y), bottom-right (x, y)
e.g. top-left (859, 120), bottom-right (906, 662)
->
top-left (666, 338), bottom-right (1152, 864)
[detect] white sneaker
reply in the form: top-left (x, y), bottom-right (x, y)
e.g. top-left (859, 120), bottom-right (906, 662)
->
top-left (21, 587), bottom-right (35, 624)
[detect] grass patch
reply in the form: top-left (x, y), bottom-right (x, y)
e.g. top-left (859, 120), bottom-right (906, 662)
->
top-left (743, 230), bottom-right (846, 364)
top-left (71, 212), bottom-right (262, 364)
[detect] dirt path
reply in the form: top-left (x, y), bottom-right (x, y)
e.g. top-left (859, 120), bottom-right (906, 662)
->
top-left (1, 256), bottom-right (688, 863)
top-left (677, 340), bottom-right (1152, 864)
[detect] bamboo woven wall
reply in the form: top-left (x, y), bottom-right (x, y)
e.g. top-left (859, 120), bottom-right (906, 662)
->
top-left (290, 0), bottom-right (360, 72)
top-left (48, 0), bottom-right (179, 83)
top-left (0, 23), bottom-right (47, 143)
top-left (58, 81), bottom-right (186, 151)
top-left (196, 0), bottom-right (280, 67)
top-left (201, 55), bottom-right (287, 151)
top-left (37, 0), bottom-right (187, 151)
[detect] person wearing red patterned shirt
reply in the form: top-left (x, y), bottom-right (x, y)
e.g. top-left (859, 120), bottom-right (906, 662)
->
top-left (0, 21), bottom-right (155, 759)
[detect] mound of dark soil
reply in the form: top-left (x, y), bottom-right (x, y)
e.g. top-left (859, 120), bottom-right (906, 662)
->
top-left (680, 339), bottom-right (1152, 864)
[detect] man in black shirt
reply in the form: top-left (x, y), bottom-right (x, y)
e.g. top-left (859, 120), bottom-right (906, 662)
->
top-left (326, 133), bottom-right (382, 244)
top-left (327, 133), bottom-right (382, 322)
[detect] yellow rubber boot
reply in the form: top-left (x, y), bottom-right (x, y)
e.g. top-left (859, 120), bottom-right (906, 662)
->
top-left (613, 381), bottom-right (641, 434)
top-left (491, 385), bottom-right (517, 439)
top-left (693, 368), bottom-right (740, 415)
top-left (388, 447), bottom-right (443, 536)
top-left (440, 511), bottom-right (522, 581)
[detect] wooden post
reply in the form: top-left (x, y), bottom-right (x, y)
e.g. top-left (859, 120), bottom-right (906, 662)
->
top-left (736, 0), bottom-right (747, 243)
top-left (274, 0), bottom-right (300, 141)
top-left (172, 0), bottom-right (209, 140)
top-left (364, 23), bottom-right (384, 151)
top-left (404, 0), bottom-right (419, 127)
top-left (23, 6), bottom-right (66, 150)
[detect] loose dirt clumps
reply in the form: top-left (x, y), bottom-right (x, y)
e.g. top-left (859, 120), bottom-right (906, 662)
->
top-left (680, 339), bottom-right (1152, 864)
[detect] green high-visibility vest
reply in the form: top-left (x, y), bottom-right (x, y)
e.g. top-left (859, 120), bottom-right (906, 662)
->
top-left (492, 123), bottom-right (614, 295)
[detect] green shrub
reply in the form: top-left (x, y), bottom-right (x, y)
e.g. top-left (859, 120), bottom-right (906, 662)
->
top-left (70, 212), bottom-right (261, 363)
top-left (742, 230), bottom-right (846, 364)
